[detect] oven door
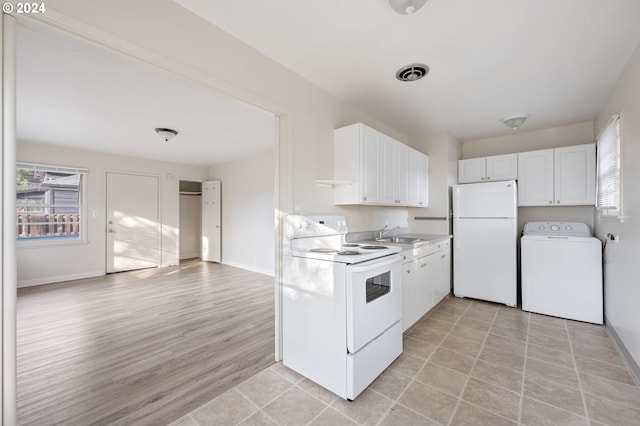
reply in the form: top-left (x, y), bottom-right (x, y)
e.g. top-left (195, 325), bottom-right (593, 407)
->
top-left (346, 254), bottom-right (402, 353)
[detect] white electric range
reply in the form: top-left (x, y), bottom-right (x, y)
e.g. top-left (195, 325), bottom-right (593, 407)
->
top-left (282, 215), bottom-right (403, 400)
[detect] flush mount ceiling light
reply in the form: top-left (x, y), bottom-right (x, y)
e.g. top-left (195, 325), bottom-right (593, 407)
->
top-left (500, 113), bottom-right (529, 130)
top-left (155, 127), bottom-right (178, 142)
top-left (389, 0), bottom-right (428, 15)
top-left (396, 63), bottom-right (429, 82)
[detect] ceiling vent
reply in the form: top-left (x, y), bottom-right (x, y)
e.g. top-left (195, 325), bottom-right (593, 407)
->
top-left (396, 63), bottom-right (429, 82)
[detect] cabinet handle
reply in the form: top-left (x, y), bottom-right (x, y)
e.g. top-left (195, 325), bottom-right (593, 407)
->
top-left (363, 196), bottom-right (367, 201)
top-left (556, 200), bottom-right (560, 204)
top-left (481, 177), bottom-right (485, 181)
top-left (549, 201), bottom-right (553, 204)
top-left (487, 177), bottom-right (491, 180)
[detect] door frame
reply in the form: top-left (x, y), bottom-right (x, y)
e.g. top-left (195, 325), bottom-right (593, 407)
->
top-left (3, 11), bottom-right (293, 421)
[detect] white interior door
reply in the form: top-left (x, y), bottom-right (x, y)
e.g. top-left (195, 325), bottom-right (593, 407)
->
top-left (106, 172), bottom-right (160, 273)
top-left (201, 180), bottom-right (221, 262)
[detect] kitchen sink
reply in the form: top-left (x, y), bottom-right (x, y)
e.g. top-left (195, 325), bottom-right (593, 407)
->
top-left (375, 237), bottom-right (423, 244)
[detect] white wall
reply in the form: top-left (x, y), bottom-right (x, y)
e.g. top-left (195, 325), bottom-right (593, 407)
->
top-left (408, 131), bottom-right (460, 235)
top-left (17, 141), bottom-right (209, 286)
top-left (209, 151), bottom-right (275, 276)
top-left (179, 193), bottom-right (201, 259)
top-left (595, 41), bottom-right (640, 371)
top-left (462, 121), bottom-right (594, 158)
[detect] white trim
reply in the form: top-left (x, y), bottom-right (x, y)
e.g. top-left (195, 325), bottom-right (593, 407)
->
top-left (221, 260), bottom-right (275, 278)
top-left (2, 13), bottom-right (18, 426)
top-left (17, 270), bottom-right (104, 288)
top-left (179, 252), bottom-right (200, 260)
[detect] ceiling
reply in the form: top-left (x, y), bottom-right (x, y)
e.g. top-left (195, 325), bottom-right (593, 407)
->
top-left (175, 0), bottom-right (640, 141)
top-left (16, 23), bottom-right (275, 167)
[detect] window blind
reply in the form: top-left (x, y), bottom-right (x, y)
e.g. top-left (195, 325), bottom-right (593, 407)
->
top-left (596, 114), bottom-right (621, 212)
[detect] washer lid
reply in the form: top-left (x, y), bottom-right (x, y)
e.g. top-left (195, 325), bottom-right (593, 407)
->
top-left (522, 221), bottom-right (592, 237)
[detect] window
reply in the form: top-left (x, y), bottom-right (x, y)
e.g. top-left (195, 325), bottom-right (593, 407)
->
top-left (16, 162), bottom-right (88, 243)
top-left (596, 114), bottom-right (621, 218)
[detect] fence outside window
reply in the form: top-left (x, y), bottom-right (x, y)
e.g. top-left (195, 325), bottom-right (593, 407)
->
top-left (16, 162), bottom-right (88, 242)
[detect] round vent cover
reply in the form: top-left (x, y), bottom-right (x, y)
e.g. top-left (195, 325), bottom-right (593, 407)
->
top-left (396, 63), bottom-right (429, 82)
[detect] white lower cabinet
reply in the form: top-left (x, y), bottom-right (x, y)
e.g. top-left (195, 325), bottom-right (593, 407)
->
top-left (401, 239), bottom-right (451, 332)
top-left (433, 240), bottom-right (451, 306)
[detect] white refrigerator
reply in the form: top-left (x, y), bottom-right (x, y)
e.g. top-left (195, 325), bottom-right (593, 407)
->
top-left (453, 180), bottom-right (517, 307)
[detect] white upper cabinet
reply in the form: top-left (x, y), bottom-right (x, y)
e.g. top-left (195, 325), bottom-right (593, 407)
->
top-left (416, 152), bottom-right (430, 207)
top-left (517, 149), bottom-right (555, 206)
top-left (458, 153), bottom-right (517, 183)
top-left (393, 141), bottom-right (409, 204)
top-left (554, 144), bottom-right (596, 205)
top-left (458, 157), bottom-right (485, 183)
top-left (334, 123), bottom-right (429, 207)
top-left (518, 143), bottom-right (595, 206)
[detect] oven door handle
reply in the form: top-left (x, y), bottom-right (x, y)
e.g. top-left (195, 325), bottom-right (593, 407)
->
top-left (349, 254), bottom-right (400, 273)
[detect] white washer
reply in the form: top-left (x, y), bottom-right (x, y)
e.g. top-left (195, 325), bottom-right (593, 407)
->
top-left (521, 221), bottom-right (603, 324)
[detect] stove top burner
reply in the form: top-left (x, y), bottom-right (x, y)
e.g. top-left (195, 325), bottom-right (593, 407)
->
top-left (342, 243), bottom-right (360, 248)
top-left (360, 245), bottom-right (389, 250)
top-left (310, 248), bottom-right (339, 253)
top-left (337, 250), bottom-right (361, 256)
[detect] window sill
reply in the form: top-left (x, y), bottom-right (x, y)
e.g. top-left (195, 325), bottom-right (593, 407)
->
top-left (17, 238), bottom-right (89, 249)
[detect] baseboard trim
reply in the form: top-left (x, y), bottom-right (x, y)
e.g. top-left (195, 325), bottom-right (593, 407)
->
top-left (606, 315), bottom-right (640, 386)
top-left (221, 259), bottom-right (275, 277)
top-left (18, 270), bottom-right (104, 288)
top-left (179, 252), bottom-right (200, 260)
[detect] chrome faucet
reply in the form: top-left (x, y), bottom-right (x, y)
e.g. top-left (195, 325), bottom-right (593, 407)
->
top-left (378, 225), bottom-right (400, 239)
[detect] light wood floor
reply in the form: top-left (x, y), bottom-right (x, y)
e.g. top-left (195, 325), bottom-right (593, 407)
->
top-left (17, 259), bottom-right (275, 425)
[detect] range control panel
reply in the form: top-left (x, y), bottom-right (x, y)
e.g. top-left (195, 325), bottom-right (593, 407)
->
top-left (522, 221), bottom-right (592, 237)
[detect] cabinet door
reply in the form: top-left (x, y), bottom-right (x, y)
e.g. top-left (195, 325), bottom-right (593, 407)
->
top-left (517, 149), bottom-right (554, 206)
top-left (458, 158), bottom-right (486, 183)
top-left (402, 260), bottom-right (419, 332)
top-left (416, 253), bottom-right (435, 318)
top-left (433, 241), bottom-right (451, 305)
top-left (361, 126), bottom-right (381, 203)
top-left (394, 143), bottom-right (409, 204)
top-left (486, 154), bottom-right (517, 181)
top-left (417, 153), bottom-right (429, 207)
top-left (554, 144), bottom-right (596, 205)
top-left (406, 149), bottom-right (420, 206)
top-left (378, 135), bottom-right (396, 204)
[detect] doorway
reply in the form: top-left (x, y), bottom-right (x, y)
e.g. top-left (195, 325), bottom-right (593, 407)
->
top-left (179, 180), bottom-right (202, 260)
top-left (5, 14), bottom-right (290, 423)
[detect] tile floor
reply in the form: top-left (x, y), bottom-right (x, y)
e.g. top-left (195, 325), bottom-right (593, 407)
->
top-left (170, 297), bottom-right (640, 425)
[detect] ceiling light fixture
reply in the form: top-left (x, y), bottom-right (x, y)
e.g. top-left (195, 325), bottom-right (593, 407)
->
top-left (396, 63), bottom-right (429, 82)
top-left (155, 127), bottom-right (178, 142)
top-left (389, 0), bottom-right (428, 15)
top-left (500, 113), bottom-right (529, 130)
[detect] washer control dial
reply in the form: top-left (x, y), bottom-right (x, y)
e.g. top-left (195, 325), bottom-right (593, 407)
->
top-left (550, 225), bottom-right (560, 231)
